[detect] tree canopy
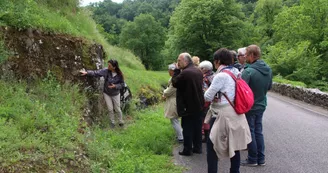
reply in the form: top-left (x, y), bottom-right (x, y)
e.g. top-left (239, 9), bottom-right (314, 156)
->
top-left (119, 14), bottom-right (166, 70)
top-left (88, 0), bottom-right (328, 90)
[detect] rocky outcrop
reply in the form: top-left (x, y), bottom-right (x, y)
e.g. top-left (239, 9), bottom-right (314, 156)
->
top-left (271, 82), bottom-right (328, 109)
top-left (0, 27), bottom-right (107, 124)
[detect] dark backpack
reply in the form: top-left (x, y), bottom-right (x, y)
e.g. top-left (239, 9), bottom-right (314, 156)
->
top-left (222, 70), bottom-right (254, 114)
top-left (105, 70), bottom-right (132, 110)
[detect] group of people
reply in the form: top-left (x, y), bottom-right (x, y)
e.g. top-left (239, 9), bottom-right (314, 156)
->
top-left (79, 44), bottom-right (272, 173)
top-left (163, 45), bottom-right (272, 173)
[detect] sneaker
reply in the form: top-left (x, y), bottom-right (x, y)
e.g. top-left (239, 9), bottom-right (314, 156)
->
top-left (119, 123), bottom-right (124, 127)
top-left (240, 159), bottom-right (258, 167)
top-left (258, 162), bottom-right (266, 166)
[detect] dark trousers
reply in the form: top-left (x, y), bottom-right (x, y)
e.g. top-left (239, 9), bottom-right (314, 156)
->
top-left (207, 117), bottom-right (241, 173)
top-left (181, 111), bottom-right (203, 152)
top-left (245, 110), bottom-right (265, 164)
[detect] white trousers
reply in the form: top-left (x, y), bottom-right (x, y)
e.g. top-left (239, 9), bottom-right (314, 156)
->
top-left (170, 118), bottom-right (183, 140)
top-left (103, 93), bottom-right (123, 124)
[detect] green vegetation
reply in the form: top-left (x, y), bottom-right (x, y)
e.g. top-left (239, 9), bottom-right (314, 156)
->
top-left (166, 0), bottom-right (246, 62)
top-left (90, 0), bottom-right (328, 90)
top-left (1, 0), bottom-right (328, 171)
top-left (0, 0), bottom-right (176, 172)
top-left (0, 76), bottom-right (88, 171)
top-left (0, 37), bottom-right (8, 64)
top-left (273, 74), bottom-right (306, 87)
top-left (0, 0), bottom-right (144, 71)
top-left (122, 66), bottom-right (168, 95)
top-left (120, 14), bottom-right (166, 70)
top-left (87, 105), bottom-right (182, 173)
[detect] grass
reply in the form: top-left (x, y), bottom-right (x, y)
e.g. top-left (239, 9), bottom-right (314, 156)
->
top-left (273, 74), bottom-right (307, 87)
top-left (0, 77), bottom-right (88, 171)
top-left (122, 67), bottom-right (168, 94)
top-left (0, 1), bottom-right (180, 172)
top-left (0, 0), bottom-right (144, 71)
top-left (86, 105), bottom-right (182, 173)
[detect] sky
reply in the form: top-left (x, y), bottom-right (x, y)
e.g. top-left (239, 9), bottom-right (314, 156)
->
top-left (80, 0), bottom-right (123, 6)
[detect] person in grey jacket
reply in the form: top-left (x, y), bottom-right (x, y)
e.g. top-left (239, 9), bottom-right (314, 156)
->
top-left (80, 59), bottom-right (125, 128)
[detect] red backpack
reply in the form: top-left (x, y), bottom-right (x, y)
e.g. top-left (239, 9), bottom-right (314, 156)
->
top-left (222, 70), bottom-right (254, 114)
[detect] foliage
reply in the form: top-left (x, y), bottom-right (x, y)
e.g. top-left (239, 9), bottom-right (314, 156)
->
top-left (0, 0), bottom-right (145, 71)
top-left (0, 36), bottom-right (9, 64)
top-left (120, 14), bottom-right (166, 70)
top-left (87, 105), bottom-right (183, 173)
top-left (166, 0), bottom-right (245, 61)
top-left (265, 0), bottom-right (328, 85)
top-left (121, 66), bottom-right (168, 95)
top-left (265, 41), bottom-right (321, 83)
top-left (273, 74), bottom-right (306, 87)
top-left (89, 0), bottom-right (180, 45)
top-left (251, 0), bottom-right (283, 50)
top-left (0, 77), bottom-right (88, 170)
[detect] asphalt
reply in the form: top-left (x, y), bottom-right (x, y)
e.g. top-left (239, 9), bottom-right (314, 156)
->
top-left (173, 92), bottom-right (328, 173)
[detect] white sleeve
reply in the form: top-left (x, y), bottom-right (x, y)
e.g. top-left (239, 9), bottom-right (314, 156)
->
top-left (204, 73), bottom-right (226, 101)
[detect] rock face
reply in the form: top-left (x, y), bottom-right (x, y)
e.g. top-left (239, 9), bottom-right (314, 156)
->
top-left (0, 27), bottom-right (107, 124)
top-left (271, 82), bottom-right (328, 109)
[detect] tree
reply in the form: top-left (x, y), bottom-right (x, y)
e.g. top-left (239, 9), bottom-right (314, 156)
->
top-left (119, 14), bottom-right (166, 70)
top-left (165, 0), bottom-right (245, 61)
top-left (251, 0), bottom-right (283, 50)
top-left (264, 0), bottom-right (328, 84)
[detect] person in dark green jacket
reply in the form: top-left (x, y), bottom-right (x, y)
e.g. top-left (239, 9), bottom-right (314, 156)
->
top-left (241, 45), bottom-right (272, 167)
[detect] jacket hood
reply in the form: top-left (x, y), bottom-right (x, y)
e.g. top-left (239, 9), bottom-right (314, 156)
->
top-left (249, 60), bottom-right (271, 76)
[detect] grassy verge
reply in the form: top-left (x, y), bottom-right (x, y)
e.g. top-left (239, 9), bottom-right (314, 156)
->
top-left (122, 67), bottom-right (168, 94)
top-left (87, 105), bottom-right (182, 173)
top-left (273, 75), bottom-right (307, 87)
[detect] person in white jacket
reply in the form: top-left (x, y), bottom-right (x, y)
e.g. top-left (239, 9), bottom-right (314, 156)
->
top-left (163, 63), bottom-right (183, 143)
top-left (204, 48), bottom-right (251, 173)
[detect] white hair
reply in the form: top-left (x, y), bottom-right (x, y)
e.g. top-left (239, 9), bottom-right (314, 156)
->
top-left (168, 63), bottom-right (176, 70)
top-left (199, 60), bottom-right (213, 71)
top-left (237, 47), bottom-right (247, 55)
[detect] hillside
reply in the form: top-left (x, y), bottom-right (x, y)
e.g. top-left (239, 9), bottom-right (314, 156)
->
top-left (0, 0), bottom-right (178, 172)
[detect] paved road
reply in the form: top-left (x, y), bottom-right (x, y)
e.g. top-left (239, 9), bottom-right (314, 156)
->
top-left (173, 92), bottom-right (328, 173)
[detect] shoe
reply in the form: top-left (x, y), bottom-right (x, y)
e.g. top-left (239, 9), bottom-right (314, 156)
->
top-left (192, 149), bottom-right (202, 154)
top-left (240, 159), bottom-right (258, 167)
top-left (178, 150), bottom-right (193, 156)
top-left (119, 123), bottom-right (124, 127)
top-left (258, 162), bottom-right (266, 166)
top-left (178, 139), bottom-right (184, 143)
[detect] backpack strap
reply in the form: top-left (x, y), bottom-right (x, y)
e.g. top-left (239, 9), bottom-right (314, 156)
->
top-left (222, 70), bottom-right (237, 81)
top-left (221, 70), bottom-right (237, 108)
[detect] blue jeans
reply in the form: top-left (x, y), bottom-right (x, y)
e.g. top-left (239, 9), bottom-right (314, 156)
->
top-left (207, 118), bottom-right (240, 173)
top-left (245, 111), bottom-right (265, 164)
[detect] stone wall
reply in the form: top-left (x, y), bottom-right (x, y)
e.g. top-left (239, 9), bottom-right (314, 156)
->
top-left (271, 82), bottom-right (328, 110)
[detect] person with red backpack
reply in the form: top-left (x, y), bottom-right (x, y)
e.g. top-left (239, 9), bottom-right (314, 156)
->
top-left (240, 45), bottom-right (272, 167)
top-left (204, 48), bottom-right (251, 173)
